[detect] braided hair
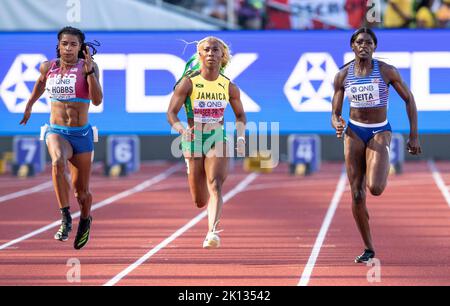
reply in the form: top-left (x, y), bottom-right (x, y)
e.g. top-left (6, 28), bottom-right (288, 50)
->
top-left (56, 26), bottom-right (100, 59)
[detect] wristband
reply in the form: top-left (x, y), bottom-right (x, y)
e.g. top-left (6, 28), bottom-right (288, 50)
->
top-left (86, 68), bottom-right (95, 76)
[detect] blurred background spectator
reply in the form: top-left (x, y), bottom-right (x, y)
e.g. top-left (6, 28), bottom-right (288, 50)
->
top-left (194, 0), bottom-right (449, 30)
top-left (237, 0), bottom-right (266, 29)
top-left (346, 0), bottom-right (368, 29)
top-left (203, 0), bottom-right (228, 21)
top-left (2, 0), bottom-right (450, 30)
top-left (415, 0), bottom-right (436, 28)
top-left (383, 0), bottom-right (414, 28)
top-left (436, 0), bottom-right (450, 27)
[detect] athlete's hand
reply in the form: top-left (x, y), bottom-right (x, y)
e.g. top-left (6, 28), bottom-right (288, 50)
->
top-left (181, 126), bottom-right (195, 142)
top-left (20, 106), bottom-right (32, 125)
top-left (236, 137), bottom-right (245, 157)
top-left (333, 116), bottom-right (346, 138)
top-left (407, 135), bottom-right (422, 155)
top-left (83, 46), bottom-right (94, 74)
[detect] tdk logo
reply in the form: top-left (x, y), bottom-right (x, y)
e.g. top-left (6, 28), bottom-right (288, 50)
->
top-left (0, 54), bottom-right (50, 113)
top-left (1, 53), bottom-right (260, 114)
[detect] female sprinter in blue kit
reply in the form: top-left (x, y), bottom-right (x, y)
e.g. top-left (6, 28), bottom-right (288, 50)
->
top-left (20, 27), bottom-right (102, 250)
top-left (331, 28), bottom-right (421, 263)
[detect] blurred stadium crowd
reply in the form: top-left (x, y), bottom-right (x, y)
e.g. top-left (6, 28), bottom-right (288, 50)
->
top-left (161, 0), bottom-right (450, 30)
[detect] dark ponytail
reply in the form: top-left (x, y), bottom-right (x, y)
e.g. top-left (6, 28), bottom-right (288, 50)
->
top-left (340, 27), bottom-right (378, 69)
top-left (56, 26), bottom-right (100, 59)
top-left (350, 27), bottom-right (377, 47)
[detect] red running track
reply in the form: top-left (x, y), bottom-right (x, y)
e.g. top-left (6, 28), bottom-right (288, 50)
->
top-left (0, 161), bottom-right (449, 286)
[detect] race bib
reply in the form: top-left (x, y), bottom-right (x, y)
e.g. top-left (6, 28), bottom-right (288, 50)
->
top-left (193, 100), bottom-right (227, 124)
top-left (347, 83), bottom-right (380, 107)
top-left (47, 74), bottom-right (77, 100)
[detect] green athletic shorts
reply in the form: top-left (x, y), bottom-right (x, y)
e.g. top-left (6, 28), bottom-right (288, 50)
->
top-left (181, 127), bottom-right (227, 156)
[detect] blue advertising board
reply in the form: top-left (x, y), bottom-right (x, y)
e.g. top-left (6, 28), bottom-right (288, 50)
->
top-left (106, 135), bottom-right (140, 173)
top-left (288, 134), bottom-right (321, 173)
top-left (1, 30), bottom-right (450, 135)
top-left (390, 133), bottom-right (405, 167)
top-left (13, 136), bottom-right (45, 173)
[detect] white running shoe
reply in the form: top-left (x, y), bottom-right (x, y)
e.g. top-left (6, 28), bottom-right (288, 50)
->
top-left (202, 230), bottom-right (221, 249)
top-left (202, 221), bottom-right (223, 249)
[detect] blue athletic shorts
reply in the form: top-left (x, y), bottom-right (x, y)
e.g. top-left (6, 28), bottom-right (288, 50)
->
top-left (45, 123), bottom-right (94, 155)
top-left (347, 119), bottom-right (392, 145)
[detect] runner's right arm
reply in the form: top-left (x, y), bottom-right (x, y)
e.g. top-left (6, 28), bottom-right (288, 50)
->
top-left (167, 77), bottom-right (192, 134)
top-left (331, 70), bottom-right (346, 138)
top-left (20, 61), bottom-right (50, 125)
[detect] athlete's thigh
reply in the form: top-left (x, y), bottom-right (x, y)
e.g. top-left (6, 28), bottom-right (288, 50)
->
top-left (204, 144), bottom-right (228, 185)
top-left (69, 152), bottom-right (93, 191)
top-left (46, 133), bottom-right (73, 162)
top-left (366, 131), bottom-right (391, 187)
top-left (344, 127), bottom-right (367, 189)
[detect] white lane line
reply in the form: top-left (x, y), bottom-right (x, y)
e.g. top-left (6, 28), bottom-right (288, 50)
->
top-left (0, 163), bottom-right (103, 204)
top-left (298, 170), bottom-right (347, 286)
top-left (428, 160), bottom-right (450, 208)
top-left (0, 181), bottom-right (53, 204)
top-left (0, 164), bottom-right (182, 251)
top-left (104, 173), bottom-right (259, 286)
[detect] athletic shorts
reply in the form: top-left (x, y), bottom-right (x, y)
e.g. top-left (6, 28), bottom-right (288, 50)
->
top-left (44, 123), bottom-right (94, 155)
top-left (347, 119), bottom-right (392, 145)
top-left (181, 127), bottom-right (227, 156)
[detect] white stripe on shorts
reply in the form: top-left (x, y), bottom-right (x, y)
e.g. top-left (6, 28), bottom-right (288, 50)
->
top-left (349, 119), bottom-right (388, 128)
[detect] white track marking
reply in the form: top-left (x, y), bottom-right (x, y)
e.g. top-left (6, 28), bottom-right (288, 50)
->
top-left (104, 173), bottom-right (258, 286)
top-left (298, 170), bottom-right (347, 286)
top-left (0, 181), bottom-right (53, 204)
top-left (428, 160), bottom-right (450, 208)
top-left (0, 164), bottom-right (182, 251)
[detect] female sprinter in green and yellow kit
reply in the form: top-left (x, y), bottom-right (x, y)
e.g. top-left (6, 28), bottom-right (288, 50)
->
top-left (167, 37), bottom-right (246, 249)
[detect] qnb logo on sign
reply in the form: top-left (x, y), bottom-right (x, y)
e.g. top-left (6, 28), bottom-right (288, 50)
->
top-left (0, 54), bottom-right (50, 113)
top-left (284, 53), bottom-right (339, 112)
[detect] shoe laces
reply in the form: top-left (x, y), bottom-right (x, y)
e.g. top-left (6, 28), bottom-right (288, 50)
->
top-left (59, 221), bottom-right (71, 232)
top-left (357, 249), bottom-right (375, 259)
top-left (363, 249), bottom-right (375, 255)
top-left (205, 224), bottom-right (223, 241)
top-left (210, 221), bottom-right (223, 235)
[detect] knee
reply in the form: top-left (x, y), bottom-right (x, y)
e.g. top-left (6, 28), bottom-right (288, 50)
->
top-left (368, 184), bottom-right (385, 196)
top-left (74, 190), bottom-right (91, 205)
top-left (194, 200), bottom-right (208, 209)
top-left (51, 158), bottom-right (66, 176)
top-left (351, 189), bottom-right (365, 205)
